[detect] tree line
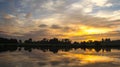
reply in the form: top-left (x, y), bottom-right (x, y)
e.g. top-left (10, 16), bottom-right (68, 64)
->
top-left (0, 37), bottom-right (120, 47)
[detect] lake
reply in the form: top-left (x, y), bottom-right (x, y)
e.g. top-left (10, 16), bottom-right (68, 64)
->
top-left (0, 47), bottom-right (120, 67)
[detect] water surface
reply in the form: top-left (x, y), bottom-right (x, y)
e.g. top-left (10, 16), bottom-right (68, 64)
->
top-left (0, 47), bottom-right (120, 67)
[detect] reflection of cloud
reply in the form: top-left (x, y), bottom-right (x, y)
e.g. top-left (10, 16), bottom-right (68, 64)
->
top-left (0, 49), bottom-right (120, 67)
top-left (0, 50), bottom-right (53, 67)
top-left (59, 52), bottom-right (114, 65)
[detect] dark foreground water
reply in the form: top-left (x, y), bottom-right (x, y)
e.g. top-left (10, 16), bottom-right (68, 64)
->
top-left (0, 47), bottom-right (120, 67)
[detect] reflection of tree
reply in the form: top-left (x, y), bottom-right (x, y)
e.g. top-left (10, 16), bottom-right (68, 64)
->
top-left (0, 44), bottom-right (115, 53)
top-left (94, 47), bottom-right (101, 52)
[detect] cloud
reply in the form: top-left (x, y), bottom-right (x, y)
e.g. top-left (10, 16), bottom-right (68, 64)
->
top-left (90, 0), bottom-right (112, 7)
top-left (3, 14), bottom-right (16, 19)
top-left (0, 14), bottom-right (42, 36)
top-left (51, 24), bottom-right (62, 29)
top-left (67, 0), bottom-right (112, 14)
top-left (41, 0), bottom-right (65, 11)
top-left (91, 10), bottom-right (120, 21)
top-left (39, 24), bottom-right (48, 28)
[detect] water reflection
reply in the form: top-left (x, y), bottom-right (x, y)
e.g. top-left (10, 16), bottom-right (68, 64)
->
top-left (59, 52), bottom-right (114, 65)
top-left (0, 45), bottom-right (120, 67)
top-left (0, 45), bottom-right (118, 53)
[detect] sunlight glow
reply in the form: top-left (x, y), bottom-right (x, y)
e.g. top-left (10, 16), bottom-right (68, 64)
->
top-left (85, 28), bottom-right (110, 34)
top-left (80, 26), bottom-right (111, 35)
top-left (66, 25), bottom-right (112, 37)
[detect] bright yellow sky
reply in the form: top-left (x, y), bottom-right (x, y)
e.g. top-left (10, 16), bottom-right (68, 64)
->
top-left (62, 25), bottom-right (112, 41)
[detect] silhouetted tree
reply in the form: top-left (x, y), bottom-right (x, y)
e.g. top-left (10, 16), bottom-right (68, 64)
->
top-left (61, 39), bottom-right (71, 44)
top-left (19, 40), bottom-right (22, 44)
top-left (94, 41), bottom-right (101, 46)
top-left (40, 38), bottom-right (49, 44)
top-left (73, 41), bottom-right (79, 45)
top-left (24, 38), bottom-right (32, 43)
top-left (49, 38), bottom-right (59, 44)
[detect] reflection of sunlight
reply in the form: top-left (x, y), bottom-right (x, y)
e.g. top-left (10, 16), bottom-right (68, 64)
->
top-left (83, 49), bottom-right (107, 54)
top-left (84, 49), bottom-right (97, 54)
top-left (59, 52), bottom-right (114, 65)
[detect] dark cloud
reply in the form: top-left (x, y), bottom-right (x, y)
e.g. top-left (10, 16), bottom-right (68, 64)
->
top-left (0, 32), bottom-right (25, 40)
top-left (51, 24), bottom-right (62, 29)
top-left (0, 31), bottom-right (7, 34)
top-left (0, 31), bottom-right (10, 38)
top-left (111, 19), bottom-right (120, 21)
top-left (21, 29), bottom-right (53, 40)
top-left (39, 24), bottom-right (48, 28)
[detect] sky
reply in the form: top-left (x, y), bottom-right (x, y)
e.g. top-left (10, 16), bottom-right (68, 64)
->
top-left (0, 0), bottom-right (120, 41)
